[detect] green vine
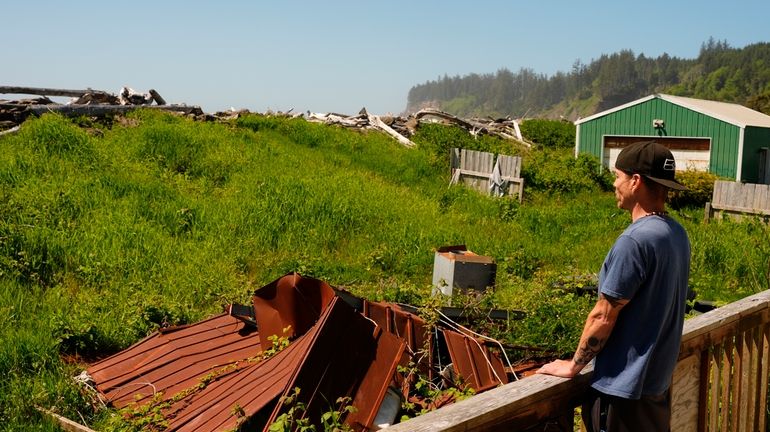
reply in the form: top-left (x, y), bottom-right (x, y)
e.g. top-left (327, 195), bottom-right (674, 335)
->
top-left (267, 387), bottom-right (357, 432)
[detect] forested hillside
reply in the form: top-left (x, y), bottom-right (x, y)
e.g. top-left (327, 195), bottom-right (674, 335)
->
top-left (406, 39), bottom-right (770, 120)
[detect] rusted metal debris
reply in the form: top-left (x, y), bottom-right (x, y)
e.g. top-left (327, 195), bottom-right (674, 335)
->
top-left (81, 273), bottom-right (515, 431)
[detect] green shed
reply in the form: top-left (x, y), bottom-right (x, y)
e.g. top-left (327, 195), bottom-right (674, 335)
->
top-left (575, 94), bottom-right (770, 184)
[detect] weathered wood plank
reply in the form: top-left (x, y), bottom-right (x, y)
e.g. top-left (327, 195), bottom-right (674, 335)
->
top-left (698, 350), bottom-right (710, 431)
top-left (713, 181), bottom-right (724, 208)
top-left (731, 332), bottom-right (743, 432)
top-left (758, 324), bottom-right (770, 432)
top-left (747, 327), bottom-right (760, 432)
top-left (35, 406), bottom-right (97, 432)
top-left (741, 183), bottom-right (755, 210)
top-left (755, 184), bottom-right (766, 208)
top-left (450, 148), bottom-right (460, 172)
top-left (720, 336), bottom-right (734, 432)
top-left (709, 204), bottom-right (770, 216)
top-left (738, 328), bottom-right (752, 432)
top-left (709, 344), bottom-right (722, 431)
top-left (671, 354), bottom-right (701, 432)
top-left (498, 155), bottom-right (522, 178)
top-left (385, 365), bottom-right (594, 432)
top-left (679, 291), bottom-right (770, 358)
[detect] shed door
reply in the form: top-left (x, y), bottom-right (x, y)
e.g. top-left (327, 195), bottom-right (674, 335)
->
top-left (603, 136), bottom-right (711, 172)
top-left (759, 147), bottom-right (770, 184)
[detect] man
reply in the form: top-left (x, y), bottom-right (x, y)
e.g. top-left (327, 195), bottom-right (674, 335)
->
top-left (537, 141), bottom-right (691, 432)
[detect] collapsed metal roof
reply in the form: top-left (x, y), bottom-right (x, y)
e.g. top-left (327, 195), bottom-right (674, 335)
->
top-left (85, 273), bottom-right (511, 431)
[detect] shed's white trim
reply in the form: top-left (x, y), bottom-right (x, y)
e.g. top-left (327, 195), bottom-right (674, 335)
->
top-left (736, 127), bottom-right (745, 181)
top-left (575, 124), bottom-right (581, 158)
top-left (575, 95), bottom-right (657, 125)
top-left (575, 94), bottom-right (770, 129)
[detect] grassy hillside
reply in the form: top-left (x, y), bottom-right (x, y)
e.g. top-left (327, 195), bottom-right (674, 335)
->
top-left (0, 112), bottom-right (767, 430)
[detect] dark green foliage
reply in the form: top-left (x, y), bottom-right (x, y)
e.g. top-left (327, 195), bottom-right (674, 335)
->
top-left (519, 119), bottom-right (576, 148)
top-left (667, 170), bottom-right (721, 209)
top-left (522, 149), bottom-right (613, 194)
top-left (746, 90), bottom-right (770, 115)
top-left (407, 40), bottom-right (770, 119)
top-left (411, 123), bottom-right (524, 171)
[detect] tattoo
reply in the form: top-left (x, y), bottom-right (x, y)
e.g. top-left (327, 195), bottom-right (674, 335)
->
top-left (573, 336), bottom-right (605, 365)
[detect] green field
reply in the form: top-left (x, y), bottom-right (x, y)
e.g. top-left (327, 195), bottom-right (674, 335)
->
top-left (1, 112), bottom-right (768, 430)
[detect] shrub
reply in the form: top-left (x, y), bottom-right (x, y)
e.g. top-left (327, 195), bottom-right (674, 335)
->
top-left (412, 123), bottom-right (523, 171)
top-left (519, 119), bottom-right (576, 148)
top-left (668, 170), bottom-right (720, 209)
top-left (522, 149), bottom-right (613, 194)
top-left (235, 113), bottom-right (283, 131)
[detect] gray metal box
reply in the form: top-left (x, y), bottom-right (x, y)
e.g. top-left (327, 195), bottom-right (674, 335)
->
top-left (431, 245), bottom-right (496, 300)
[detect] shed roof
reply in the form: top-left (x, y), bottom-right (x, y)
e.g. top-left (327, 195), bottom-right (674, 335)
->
top-left (575, 94), bottom-right (770, 128)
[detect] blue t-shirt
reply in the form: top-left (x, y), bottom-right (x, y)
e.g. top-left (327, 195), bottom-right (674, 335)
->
top-left (591, 215), bottom-right (690, 399)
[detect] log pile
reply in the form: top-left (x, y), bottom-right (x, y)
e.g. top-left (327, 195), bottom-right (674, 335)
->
top-left (306, 107), bottom-right (530, 148)
top-left (0, 86), bottom-right (202, 132)
top-left (0, 85), bottom-right (531, 148)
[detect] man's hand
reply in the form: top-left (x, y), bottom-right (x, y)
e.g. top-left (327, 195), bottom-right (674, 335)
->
top-left (537, 294), bottom-right (628, 379)
top-left (536, 358), bottom-right (584, 378)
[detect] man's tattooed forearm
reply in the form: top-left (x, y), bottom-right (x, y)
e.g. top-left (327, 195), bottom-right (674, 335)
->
top-left (573, 336), bottom-right (605, 365)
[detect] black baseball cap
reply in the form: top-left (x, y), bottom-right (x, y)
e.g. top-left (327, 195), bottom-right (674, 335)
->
top-left (615, 141), bottom-right (687, 191)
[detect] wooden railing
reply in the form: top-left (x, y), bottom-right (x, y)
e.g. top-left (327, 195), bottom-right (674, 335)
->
top-left (387, 289), bottom-right (770, 432)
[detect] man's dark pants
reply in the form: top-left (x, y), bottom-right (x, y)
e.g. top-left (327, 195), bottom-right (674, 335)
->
top-left (582, 388), bottom-right (671, 432)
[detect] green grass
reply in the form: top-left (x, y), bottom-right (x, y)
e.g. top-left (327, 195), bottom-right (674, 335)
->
top-left (0, 111), bottom-right (768, 430)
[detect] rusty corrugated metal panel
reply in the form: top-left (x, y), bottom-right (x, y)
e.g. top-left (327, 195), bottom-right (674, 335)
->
top-left (87, 275), bottom-right (406, 432)
top-left (340, 326), bottom-right (404, 431)
top-left (253, 272), bottom-right (336, 350)
top-left (268, 297), bottom-right (405, 432)
top-left (363, 300), bottom-right (433, 381)
top-left (166, 326), bottom-right (320, 432)
top-left (87, 313), bottom-right (262, 408)
top-left (442, 329), bottom-right (508, 392)
top-left (362, 301), bottom-right (430, 358)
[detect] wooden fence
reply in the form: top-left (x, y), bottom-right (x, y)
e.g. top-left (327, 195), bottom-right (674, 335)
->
top-left (706, 180), bottom-right (770, 221)
top-left (450, 148), bottom-right (524, 203)
top-left (387, 289), bottom-right (770, 432)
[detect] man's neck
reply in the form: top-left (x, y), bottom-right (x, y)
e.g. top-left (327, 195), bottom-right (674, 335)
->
top-left (631, 204), bottom-right (667, 222)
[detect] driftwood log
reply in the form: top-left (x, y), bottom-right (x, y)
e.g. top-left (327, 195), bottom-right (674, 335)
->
top-left (0, 86), bottom-right (111, 99)
top-left (22, 104), bottom-right (201, 117)
top-left (368, 113), bottom-right (416, 147)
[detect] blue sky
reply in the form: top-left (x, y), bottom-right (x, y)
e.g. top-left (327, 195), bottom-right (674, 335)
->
top-left (3, 0), bottom-right (769, 115)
